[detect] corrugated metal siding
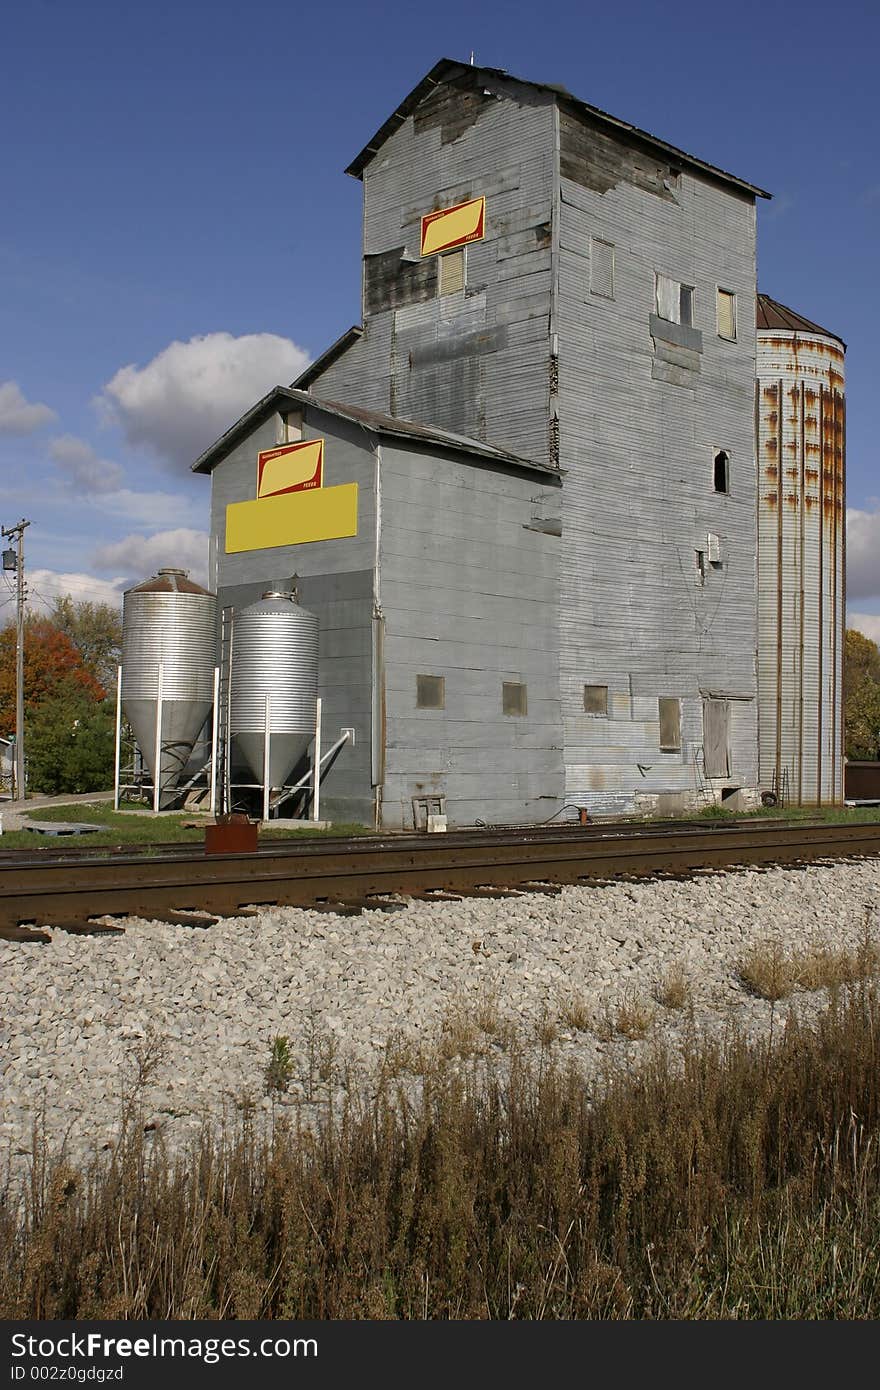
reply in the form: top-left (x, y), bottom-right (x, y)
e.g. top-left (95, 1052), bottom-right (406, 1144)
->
top-left (556, 119), bottom-right (759, 805)
top-left (209, 411), bottom-right (378, 824)
top-left (312, 72), bottom-right (556, 464)
top-left (756, 332), bottom-right (845, 804)
top-left (377, 440), bottom-right (563, 828)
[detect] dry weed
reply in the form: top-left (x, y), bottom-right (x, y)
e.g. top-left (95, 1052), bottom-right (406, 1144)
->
top-left (654, 965), bottom-right (692, 1011)
top-left (558, 993), bottom-right (593, 1033)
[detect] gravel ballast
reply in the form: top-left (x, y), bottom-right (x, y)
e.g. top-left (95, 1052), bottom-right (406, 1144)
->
top-left (1, 858), bottom-right (878, 1178)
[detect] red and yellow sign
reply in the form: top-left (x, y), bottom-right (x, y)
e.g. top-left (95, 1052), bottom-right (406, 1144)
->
top-left (420, 196), bottom-right (485, 257)
top-left (257, 439), bottom-right (323, 498)
top-left (225, 435), bottom-right (358, 555)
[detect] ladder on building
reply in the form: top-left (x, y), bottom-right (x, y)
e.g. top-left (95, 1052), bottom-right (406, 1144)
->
top-left (691, 743), bottom-right (712, 807)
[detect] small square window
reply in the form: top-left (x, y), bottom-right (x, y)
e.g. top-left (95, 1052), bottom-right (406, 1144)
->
top-left (716, 288), bottom-right (737, 341)
top-left (416, 674), bottom-right (445, 709)
top-left (583, 684), bottom-right (609, 715)
top-left (656, 273), bottom-right (694, 326)
top-left (658, 697), bottom-right (681, 751)
top-left (438, 248), bottom-right (465, 296)
top-left (502, 681), bottom-right (527, 716)
top-left (590, 238), bottom-right (614, 299)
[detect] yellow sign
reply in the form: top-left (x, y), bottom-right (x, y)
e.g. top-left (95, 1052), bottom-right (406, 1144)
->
top-left (420, 196), bottom-right (485, 257)
top-left (257, 439), bottom-right (323, 498)
top-left (224, 435), bottom-right (358, 553)
top-left (226, 484), bottom-right (358, 554)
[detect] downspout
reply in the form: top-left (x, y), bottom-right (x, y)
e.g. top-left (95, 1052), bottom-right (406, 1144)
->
top-left (371, 437), bottom-right (386, 829)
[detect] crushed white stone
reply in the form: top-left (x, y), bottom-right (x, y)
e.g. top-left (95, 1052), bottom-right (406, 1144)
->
top-left (1, 858), bottom-right (878, 1181)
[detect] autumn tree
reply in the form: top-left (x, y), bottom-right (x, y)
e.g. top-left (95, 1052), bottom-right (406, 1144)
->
top-left (49, 595), bottom-right (122, 693)
top-left (0, 616), bottom-right (104, 740)
top-left (844, 628), bottom-right (880, 760)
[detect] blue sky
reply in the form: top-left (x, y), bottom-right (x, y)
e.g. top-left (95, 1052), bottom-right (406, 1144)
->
top-left (2, 0), bottom-right (878, 633)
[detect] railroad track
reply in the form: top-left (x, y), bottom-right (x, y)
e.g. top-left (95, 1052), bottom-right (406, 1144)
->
top-left (2, 818), bottom-right (880, 943)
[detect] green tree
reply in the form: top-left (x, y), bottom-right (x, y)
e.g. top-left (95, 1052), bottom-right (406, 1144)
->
top-left (25, 683), bottom-right (116, 795)
top-left (49, 595), bottom-right (122, 693)
top-left (845, 628), bottom-right (880, 760)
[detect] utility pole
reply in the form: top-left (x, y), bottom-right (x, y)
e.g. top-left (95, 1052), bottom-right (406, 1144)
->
top-left (2, 519), bottom-right (30, 800)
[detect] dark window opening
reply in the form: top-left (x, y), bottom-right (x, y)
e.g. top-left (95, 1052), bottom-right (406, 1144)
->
top-left (416, 674), bottom-right (445, 709)
top-left (713, 450), bottom-right (730, 494)
top-left (503, 681), bottom-right (528, 717)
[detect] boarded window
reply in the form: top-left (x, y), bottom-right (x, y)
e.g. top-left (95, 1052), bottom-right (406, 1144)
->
top-left (439, 248), bottom-right (465, 296)
top-left (656, 274), bottom-right (693, 326)
top-left (658, 697), bottom-right (681, 751)
top-left (502, 681), bottom-right (527, 716)
top-left (713, 450), bottom-right (730, 494)
top-left (703, 699), bottom-right (730, 776)
top-left (416, 674), bottom-right (445, 709)
top-left (583, 684), bottom-right (609, 715)
top-left (590, 238), bottom-right (614, 298)
top-left (717, 288), bottom-right (736, 340)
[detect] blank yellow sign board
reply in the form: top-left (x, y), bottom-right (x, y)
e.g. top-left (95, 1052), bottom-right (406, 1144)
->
top-left (225, 483), bottom-right (358, 554)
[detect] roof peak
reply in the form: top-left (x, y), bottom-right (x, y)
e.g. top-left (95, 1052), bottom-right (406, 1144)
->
top-left (756, 293), bottom-right (845, 348)
top-left (345, 57), bottom-right (770, 199)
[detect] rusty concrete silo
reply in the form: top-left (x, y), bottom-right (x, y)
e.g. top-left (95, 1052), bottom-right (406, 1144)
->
top-left (756, 294), bottom-right (846, 805)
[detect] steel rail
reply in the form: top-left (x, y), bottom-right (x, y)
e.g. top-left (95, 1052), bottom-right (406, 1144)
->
top-left (2, 820), bottom-right (880, 937)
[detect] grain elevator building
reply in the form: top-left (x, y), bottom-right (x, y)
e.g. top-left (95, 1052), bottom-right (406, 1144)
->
top-left (194, 58), bottom-right (845, 827)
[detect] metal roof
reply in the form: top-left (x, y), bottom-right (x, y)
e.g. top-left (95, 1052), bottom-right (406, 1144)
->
top-left (756, 293), bottom-right (846, 349)
top-left (191, 386), bottom-right (561, 480)
top-left (345, 57), bottom-right (771, 200)
top-left (293, 326), bottom-right (363, 390)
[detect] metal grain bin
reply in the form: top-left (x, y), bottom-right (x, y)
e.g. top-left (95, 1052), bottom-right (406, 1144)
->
top-left (756, 295), bottom-right (846, 805)
top-left (230, 590), bottom-right (319, 789)
top-left (122, 569), bottom-right (217, 806)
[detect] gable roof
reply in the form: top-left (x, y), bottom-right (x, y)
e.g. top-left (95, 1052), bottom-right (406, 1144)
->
top-left (346, 57), bottom-right (771, 200)
top-left (756, 293), bottom-right (845, 349)
top-left (191, 386), bottom-right (561, 480)
top-left (293, 325), bottom-right (362, 390)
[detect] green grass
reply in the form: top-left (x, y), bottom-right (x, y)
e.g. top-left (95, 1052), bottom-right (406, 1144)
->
top-left (0, 800), bottom-right (370, 851)
top-left (690, 802), bottom-right (880, 826)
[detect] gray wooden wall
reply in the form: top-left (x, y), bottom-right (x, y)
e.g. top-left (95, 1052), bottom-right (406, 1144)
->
top-left (314, 68), bottom-right (556, 466)
top-left (210, 407), bottom-right (377, 825)
top-left (556, 108), bottom-right (759, 807)
top-left (377, 440), bottom-right (563, 829)
top-left (306, 70), bottom-right (762, 812)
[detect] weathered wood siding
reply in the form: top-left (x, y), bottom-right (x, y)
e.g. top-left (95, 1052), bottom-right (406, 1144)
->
top-left (209, 408), bottom-right (377, 824)
top-left (556, 108), bottom-right (759, 807)
top-left (314, 69), bottom-right (556, 465)
top-left (377, 441), bottom-right (563, 828)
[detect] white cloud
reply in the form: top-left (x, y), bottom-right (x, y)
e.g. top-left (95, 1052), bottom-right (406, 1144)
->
top-left (0, 381), bottom-right (56, 435)
top-left (91, 528), bottom-right (209, 586)
top-left (847, 508), bottom-right (880, 601)
top-left (848, 613), bottom-right (880, 646)
top-left (98, 332), bottom-right (311, 469)
top-left (26, 569), bottom-right (127, 614)
top-left (88, 488), bottom-right (207, 532)
top-left (49, 433), bottom-right (126, 494)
